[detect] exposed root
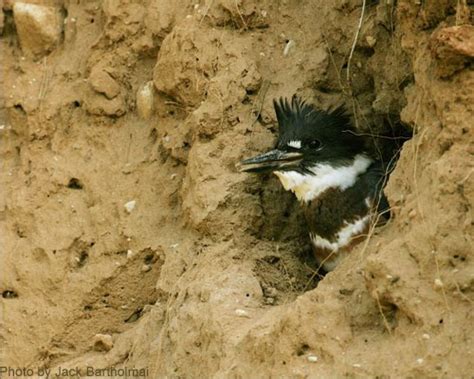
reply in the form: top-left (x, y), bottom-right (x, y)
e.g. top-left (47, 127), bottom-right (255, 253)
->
top-left (303, 263), bottom-right (326, 291)
top-left (251, 80), bottom-right (270, 127)
top-left (322, 33), bottom-right (348, 96)
top-left (233, 0), bottom-right (248, 30)
top-left (374, 289), bottom-right (393, 335)
top-left (346, 0), bottom-right (367, 84)
top-left (200, 0), bottom-right (215, 25)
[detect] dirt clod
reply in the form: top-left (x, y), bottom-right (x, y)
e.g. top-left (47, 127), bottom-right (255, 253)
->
top-left (93, 333), bottom-right (114, 352)
top-left (13, 2), bottom-right (63, 58)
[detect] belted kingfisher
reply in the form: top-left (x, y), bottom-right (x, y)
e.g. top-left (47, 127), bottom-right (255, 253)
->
top-left (239, 95), bottom-right (390, 272)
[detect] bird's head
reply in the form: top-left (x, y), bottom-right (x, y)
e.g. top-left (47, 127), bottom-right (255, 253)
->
top-left (239, 95), bottom-right (372, 202)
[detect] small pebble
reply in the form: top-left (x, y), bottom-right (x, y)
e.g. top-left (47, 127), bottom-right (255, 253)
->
top-left (136, 81), bottom-right (155, 120)
top-left (422, 333), bottom-right (430, 340)
top-left (416, 358), bottom-right (424, 364)
top-left (307, 355), bottom-right (318, 363)
top-left (353, 363), bottom-right (361, 368)
top-left (124, 200), bottom-right (136, 213)
top-left (264, 297), bottom-right (274, 305)
top-left (13, 2), bottom-right (64, 57)
top-left (235, 309), bottom-right (250, 318)
top-left (366, 35), bottom-right (376, 47)
top-left (141, 264), bottom-right (152, 272)
top-left (408, 209), bottom-right (417, 218)
top-left (434, 278), bottom-right (444, 289)
top-left (126, 250), bottom-right (134, 259)
top-left (283, 40), bottom-right (295, 56)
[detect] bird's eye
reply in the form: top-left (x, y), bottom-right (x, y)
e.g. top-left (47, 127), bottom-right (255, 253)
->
top-left (309, 139), bottom-right (322, 149)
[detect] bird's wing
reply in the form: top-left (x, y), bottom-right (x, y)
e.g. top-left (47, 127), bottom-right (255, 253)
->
top-left (366, 161), bottom-right (391, 222)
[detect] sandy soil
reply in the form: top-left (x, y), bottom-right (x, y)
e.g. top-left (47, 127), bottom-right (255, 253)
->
top-left (1, 0), bottom-right (473, 378)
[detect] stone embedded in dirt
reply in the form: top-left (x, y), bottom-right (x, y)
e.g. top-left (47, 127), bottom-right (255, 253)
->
top-left (307, 355), bottom-right (318, 363)
top-left (431, 25), bottom-right (474, 58)
top-left (63, 16), bottom-right (77, 43)
top-left (283, 39), bottom-right (295, 56)
top-left (152, 20), bottom-right (208, 107)
top-left (430, 25), bottom-right (474, 77)
top-left (89, 65), bottom-right (121, 99)
top-left (124, 200), bottom-right (136, 213)
top-left (136, 81), bottom-right (155, 120)
top-left (234, 309), bottom-right (250, 318)
top-left (366, 35), bottom-right (377, 48)
top-left (434, 278), bottom-right (444, 289)
top-left (141, 264), bottom-right (152, 272)
top-left (13, 2), bottom-right (63, 58)
top-left (93, 334), bottom-right (114, 352)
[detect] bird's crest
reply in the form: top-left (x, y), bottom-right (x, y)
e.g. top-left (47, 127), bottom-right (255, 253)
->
top-left (273, 96), bottom-right (315, 135)
top-left (273, 95), bottom-right (352, 140)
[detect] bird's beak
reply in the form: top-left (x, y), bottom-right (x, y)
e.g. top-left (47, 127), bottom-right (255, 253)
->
top-left (237, 149), bottom-right (303, 173)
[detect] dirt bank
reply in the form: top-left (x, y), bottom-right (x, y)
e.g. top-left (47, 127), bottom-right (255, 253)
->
top-left (1, 0), bottom-right (473, 378)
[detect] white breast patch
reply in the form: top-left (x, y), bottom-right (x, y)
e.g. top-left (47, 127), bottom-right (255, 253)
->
top-left (274, 154), bottom-right (373, 203)
top-left (310, 215), bottom-right (370, 252)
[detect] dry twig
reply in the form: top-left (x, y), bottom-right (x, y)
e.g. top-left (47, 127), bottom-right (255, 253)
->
top-left (346, 0), bottom-right (367, 84)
